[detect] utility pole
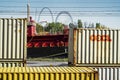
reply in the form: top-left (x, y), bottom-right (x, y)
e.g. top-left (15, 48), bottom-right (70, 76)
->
top-left (27, 0), bottom-right (30, 23)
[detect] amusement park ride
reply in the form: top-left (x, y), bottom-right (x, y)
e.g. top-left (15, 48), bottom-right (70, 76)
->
top-left (27, 17), bottom-right (69, 48)
top-left (27, 5), bottom-right (72, 48)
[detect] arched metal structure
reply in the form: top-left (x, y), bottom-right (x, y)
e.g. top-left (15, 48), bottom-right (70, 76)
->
top-left (55, 11), bottom-right (73, 23)
top-left (37, 7), bottom-right (54, 23)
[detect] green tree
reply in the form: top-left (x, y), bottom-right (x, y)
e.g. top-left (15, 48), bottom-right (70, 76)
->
top-left (36, 23), bottom-right (43, 33)
top-left (78, 19), bottom-right (82, 28)
top-left (96, 23), bottom-right (101, 29)
top-left (44, 22), bottom-right (54, 31)
top-left (96, 23), bottom-right (109, 29)
top-left (45, 22), bottom-right (64, 33)
top-left (100, 25), bottom-right (109, 29)
top-left (55, 22), bottom-right (64, 32)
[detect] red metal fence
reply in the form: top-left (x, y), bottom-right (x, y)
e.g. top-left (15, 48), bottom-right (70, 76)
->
top-left (27, 34), bottom-right (68, 48)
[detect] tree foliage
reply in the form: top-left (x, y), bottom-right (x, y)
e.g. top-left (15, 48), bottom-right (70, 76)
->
top-left (78, 19), bottom-right (83, 28)
top-left (36, 23), bottom-right (43, 33)
top-left (96, 23), bottom-right (109, 29)
top-left (45, 22), bottom-right (64, 33)
top-left (96, 23), bottom-right (101, 29)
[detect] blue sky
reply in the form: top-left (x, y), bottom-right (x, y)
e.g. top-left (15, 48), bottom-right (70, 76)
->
top-left (0, 0), bottom-right (120, 28)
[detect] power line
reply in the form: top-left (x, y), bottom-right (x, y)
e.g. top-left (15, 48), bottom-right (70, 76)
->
top-left (31, 1), bottom-right (120, 4)
top-left (33, 6), bottom-right (120, 8)
top-left (1, 1), bottom-right (120, 3)
top-left (0, 10), bottom-right (120, 13)
top-left (0, 14), bottom-right (120, 17)
top-left (0, 11), bottom-right (120, 15)
top-left (0, 0), bottom-right (27, 3)
top-left (0, 6), bottom-right (120, 8)
top-left (0, 6), bottom-right (26, 8)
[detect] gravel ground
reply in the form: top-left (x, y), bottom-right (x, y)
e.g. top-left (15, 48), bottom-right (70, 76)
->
top-left (27, 61), bottom-right (68, 67)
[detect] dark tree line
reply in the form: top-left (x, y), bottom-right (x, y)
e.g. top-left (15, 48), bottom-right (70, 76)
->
top-left (36, 22), bottom-right (64, 34)
top-left (77, 19), bottom-right (109, 29)
top-left (36, 19), bottom-right (109, 34)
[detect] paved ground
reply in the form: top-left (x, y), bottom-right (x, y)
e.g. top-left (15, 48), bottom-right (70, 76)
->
top-left (27, 61), bottom-right (68, 67)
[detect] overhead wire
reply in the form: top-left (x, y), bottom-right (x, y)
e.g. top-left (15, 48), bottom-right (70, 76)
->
top-left (0, 10), bottom-right (120, 13)
top-left (0, 6), bottom-right (120, 8)
top-left (1, 1), bottom-right (120, 3)
top-left (0, 1), bottom-right (120, 16)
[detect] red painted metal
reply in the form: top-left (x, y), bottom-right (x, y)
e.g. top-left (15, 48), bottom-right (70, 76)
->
top-left (42, 42), bottom-right (49, 47)
top-left (27, 17), bottom-right (69, 48)
top-left (27, 25), bottom-right (36, 36)
top-left (27, 34), bottom-right (68, 48)
top-left (33, 42), bottom-right (41, 47)
top-left (27, 42), bottom-right (33, 48)
top-left (50, 42), bottom-right (56, 47)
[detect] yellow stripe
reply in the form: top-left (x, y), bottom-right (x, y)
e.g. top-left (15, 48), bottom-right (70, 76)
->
top-left (8, 73), bottom-right (12, 80)
top-left (3, 73), bottom-right (7, 80)
top-left (40, 73), bottom-right (44, 80)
